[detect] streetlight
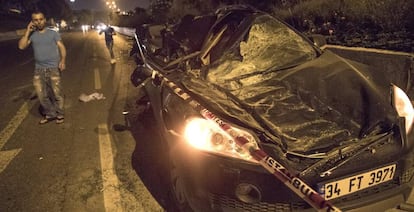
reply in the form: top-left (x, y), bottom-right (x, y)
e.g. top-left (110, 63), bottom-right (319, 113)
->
top-left (106, 0), bottom-right (118, 23)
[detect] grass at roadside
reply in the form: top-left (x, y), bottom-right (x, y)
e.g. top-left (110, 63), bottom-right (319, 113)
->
top-left (272, 0), bottom-right (414, 53)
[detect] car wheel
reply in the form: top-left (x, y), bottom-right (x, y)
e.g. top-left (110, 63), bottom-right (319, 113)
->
top-left (166, 159), bottom-right (193, 212)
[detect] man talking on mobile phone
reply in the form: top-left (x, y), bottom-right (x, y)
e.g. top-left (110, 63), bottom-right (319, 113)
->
top-left (18, 10), bottom-right (67, 124)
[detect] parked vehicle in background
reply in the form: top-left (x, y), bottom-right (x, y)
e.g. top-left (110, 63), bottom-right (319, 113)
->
top-left (129, 5), bottom-right (414, 212)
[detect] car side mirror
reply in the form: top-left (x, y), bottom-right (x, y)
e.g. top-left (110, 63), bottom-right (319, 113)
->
top-left (308, 34), bottom-right (327, 48)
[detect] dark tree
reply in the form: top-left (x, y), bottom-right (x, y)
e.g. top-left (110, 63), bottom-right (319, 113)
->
top-left (35, 0), bottom-right (72, 20)
top-left (150, 0), bottom-right (172, 23)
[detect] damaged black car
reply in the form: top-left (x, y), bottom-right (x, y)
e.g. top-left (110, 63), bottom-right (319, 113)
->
top-left (129, 5), bottom-right (414, 212)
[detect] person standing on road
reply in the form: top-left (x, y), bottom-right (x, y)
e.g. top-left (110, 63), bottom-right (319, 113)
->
top-left (18, 11), bottom-right (66, 124)
top-left (99, 24), bottom-right (116, 64)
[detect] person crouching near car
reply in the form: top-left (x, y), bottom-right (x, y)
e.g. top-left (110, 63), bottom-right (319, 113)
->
top-left (18, 10), bottom-right (67, 124)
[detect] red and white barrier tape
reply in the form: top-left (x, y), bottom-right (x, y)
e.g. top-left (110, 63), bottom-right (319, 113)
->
top-left (156, 71), bottom-right (341, 212)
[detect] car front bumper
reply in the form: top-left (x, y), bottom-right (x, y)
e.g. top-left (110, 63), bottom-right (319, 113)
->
top-left (170, 140), bottom-right (414, 212)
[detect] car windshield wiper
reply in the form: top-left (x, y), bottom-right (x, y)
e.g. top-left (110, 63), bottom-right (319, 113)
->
top-left (299, 131), bottom-right (393, 178)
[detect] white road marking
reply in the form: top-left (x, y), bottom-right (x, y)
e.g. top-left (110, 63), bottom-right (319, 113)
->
top-left (0, 149), bottom-right (21, 173)
top-left (0, 102), bottom-right (31, 149)
top-left (93, 57), bottom-right (122, 211)
top-left (0, 102), bottom-right (32, 173)
top-left (93, 44), bottom-right (97, 61)
top-left (13, 83), bottom-right (33, 91)
top-left (94, 68), bottom-right (102, 90)
top-left (98, 123), bottom-right (123, 212)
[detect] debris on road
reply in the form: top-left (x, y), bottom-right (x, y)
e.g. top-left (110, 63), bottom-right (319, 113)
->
top-left (78, 93), bottom-right (106, 102)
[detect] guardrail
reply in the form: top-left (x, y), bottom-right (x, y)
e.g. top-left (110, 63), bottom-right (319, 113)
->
top-left (112, 26), bottom-right (135, 37)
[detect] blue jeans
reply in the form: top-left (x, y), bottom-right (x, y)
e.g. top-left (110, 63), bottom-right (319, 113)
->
top-left (106, 40), bottom-right (114, 59)
top-left (33, 68), bottom-right (64, 118)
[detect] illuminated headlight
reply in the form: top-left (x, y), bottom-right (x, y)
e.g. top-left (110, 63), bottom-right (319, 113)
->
top-left (97, 24), bottom-right (107, 31)
top-left (392, 85), bottom-right (414, 134)
top-left (184, 117), bottom-right (259, 163)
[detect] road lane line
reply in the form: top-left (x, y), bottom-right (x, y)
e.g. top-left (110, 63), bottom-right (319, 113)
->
top-left (98, 123), bottom-right (123, 212)
top-left (94, 68), bottom-right (102, 90)
top-left (93, 45), bottom-right (97, 61)
top-left (0, 102), bottom-right (31, 149)
top-left (13, 83), bottom-right (33, 91)
top-left (0, 102), bottom-right (32, 173)
top-left (0, 149), bottom-right (21, 173)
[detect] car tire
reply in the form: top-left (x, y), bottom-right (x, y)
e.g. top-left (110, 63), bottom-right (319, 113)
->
top-left (165, 158), bottom-right (193, 212)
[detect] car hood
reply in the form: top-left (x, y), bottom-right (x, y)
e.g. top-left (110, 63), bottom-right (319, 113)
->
top-left (181, 50), bottom-right (398, 153)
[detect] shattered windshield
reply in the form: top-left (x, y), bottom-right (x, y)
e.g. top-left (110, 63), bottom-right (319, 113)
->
top-left (207, 15), bottom-right (317, 84)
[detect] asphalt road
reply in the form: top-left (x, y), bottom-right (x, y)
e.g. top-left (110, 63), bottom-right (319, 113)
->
top-left (0, 29), bottom-right (164, 212)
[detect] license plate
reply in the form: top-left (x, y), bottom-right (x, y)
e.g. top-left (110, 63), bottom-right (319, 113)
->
top-left (319, 164), bottom-right (396, 200)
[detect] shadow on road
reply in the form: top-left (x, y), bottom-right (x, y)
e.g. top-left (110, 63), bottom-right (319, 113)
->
top-left (126, 105), bottom-right (171, 210)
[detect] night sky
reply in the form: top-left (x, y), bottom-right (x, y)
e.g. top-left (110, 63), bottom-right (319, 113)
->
top-left (66, 0), bottom-right (150, 11)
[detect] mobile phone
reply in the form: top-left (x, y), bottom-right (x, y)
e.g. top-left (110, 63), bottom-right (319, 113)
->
top-left (30, 21), bottom-right (38, 31)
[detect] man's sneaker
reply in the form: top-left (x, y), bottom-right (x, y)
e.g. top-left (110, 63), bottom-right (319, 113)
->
top-left (110, 59), bottom-right (116, 64)
top-left (39, 116), bottom-right (55, 124)
top-left (56, 116), bottom-right (64, 124)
